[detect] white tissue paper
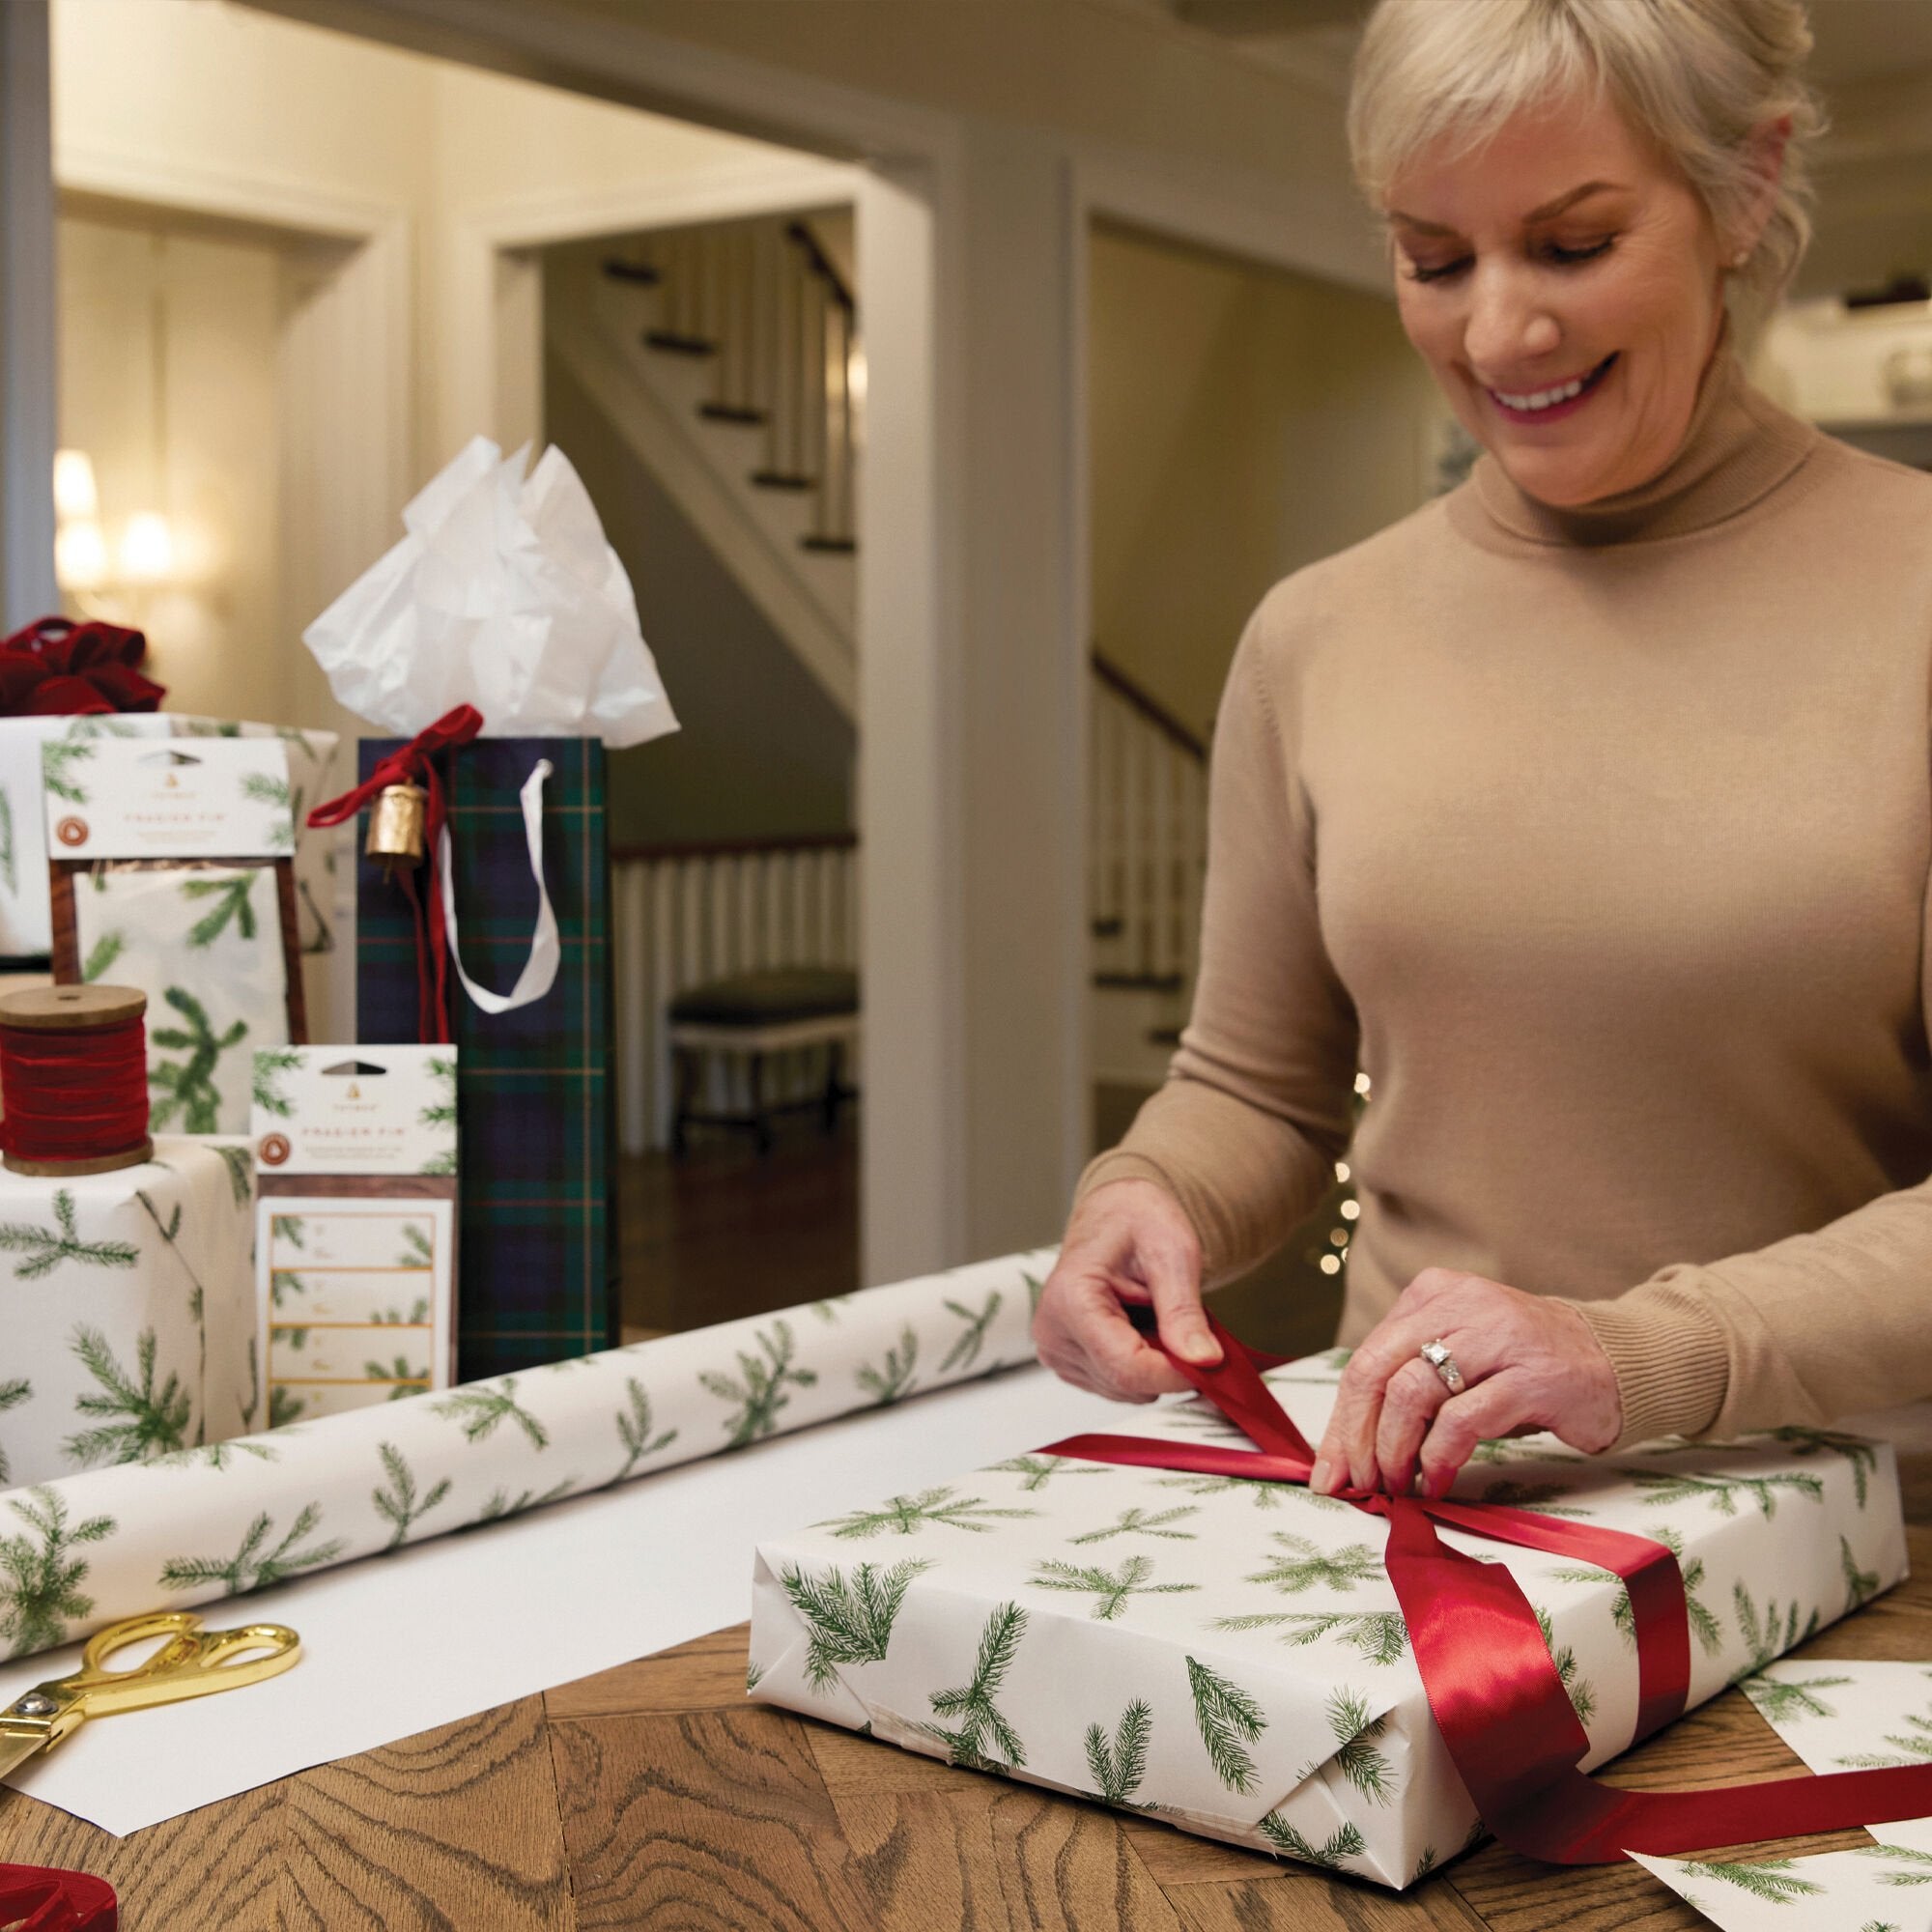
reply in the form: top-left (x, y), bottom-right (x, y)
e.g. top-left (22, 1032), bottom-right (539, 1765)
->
top-left (302, 437), bottom-right (679, 747)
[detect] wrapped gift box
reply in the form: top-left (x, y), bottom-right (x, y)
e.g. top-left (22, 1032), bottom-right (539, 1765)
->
top-left (0, 1136), bottom-right (258, 1488)
top-left (749, 1350), bottom-right (1908, 1889)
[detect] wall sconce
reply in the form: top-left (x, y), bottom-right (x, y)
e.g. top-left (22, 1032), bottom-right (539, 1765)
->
top-left (52, 449), bottom-right (181, 601)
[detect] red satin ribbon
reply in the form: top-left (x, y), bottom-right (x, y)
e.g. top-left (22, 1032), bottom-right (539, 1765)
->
top-left (306, 705), bottom-right (483, 1045)
top-left (0, 1017), bottom-right (150, 1165)
top-left (0, 1861), bottom-right (117, 1931)
top-left (0, 616), bottom-right (162, 717)
top-left (1039, 1314), bottom-right (1932, 1863)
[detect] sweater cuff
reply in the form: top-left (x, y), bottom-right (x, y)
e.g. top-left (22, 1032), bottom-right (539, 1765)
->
top-left (1075, 1150), bottom-right (1187, 1213)
top-left (1571, 1289), bottom-right (1730, 1448)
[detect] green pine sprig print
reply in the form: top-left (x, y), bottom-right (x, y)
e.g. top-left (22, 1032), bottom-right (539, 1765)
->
top-left (373, 1442), bottom-right (452, 1548)
top-left (615, 1378), bottom-right (677, 1481)
top-left (0, 787), bottom-right (14, 894)
top-left (82, 931), bottom-right (127, 982)
top-left (373, 1297), bottom-right (431, 1325)
top-left (779, 1556), bottom-right (933, 1691)
top-left (1629, 1468), bottom-right (1824, 1520)
top-left (1678, 1858), bottom-right (1822, 1903)
top-left (1410, 1846), bottom-right (1438, 1885)
top-left (1155, 1471), bottom-right (1344, 1510)
top-left (150, 987), bottom-right (247, 1133)
top-left (1258, 1813), bottom-right (1365, 1870)
top-left (253, 1047), bottom-right (302, 1118)
top-left (1160, 1406), bottom-right (1249, 1441)
top-left (809, 1295), bottom-right (852, 1323)
top-left (1548, 1522), bottom-right (1719, 1656)
top-left (939, 1292), bottom-right (1001, 1374)
top-left (270, 1271), bottom-right (306, 1310)
top-left (1212, 1607), bottom-right (1410, 1666)
top-left (364, 1353), bottom-right (430, 1386)
top-left (0, 1378), bottom-right (29, 1486)
top-left (924, 1601), bottom-right (1028, 1769)
top-left (1246, 1530), bottom-right (1383, 1593)
top-left (1084, 1698), bottom-right (1153, 1808)
top-left (432, 1378), bottom-right (548, 1449)
top-left (1028, 1553), bottom-right (1199, 1621)
top-left (1842, 1534), bottom-right (1882, 1611)
top-left (1185, 1655), bottom-right (1266, 1793)
top-left (1468, 1436), bottom-right (1582, 1465)
top-left (1765, 1427), bottom-right (1879, 1509)
top-left (42, 739), bottom-right (94, 804)
top-left (150, 1437), bottom-right (278, 1471)
top-left (273, 1214), bottom-right (306, 1251)
top-left (702, 1321), bottom-right (817, 1447)
top-left (1834, 1699), bottom-right (1932, 1769)
top-left (135, 1188), bottom-right (210, 1446)
top-left (1324, 1686), bottom-right (1396, 1803)
top-left (419, 1056), bottom-right (458, 1174)
top-left (473, 1480), bottom-right (576, 1526)
top-left (160, 1502), bottom-right (344, 1594)
top-left (1533, 1605), bottom-right (1596, 1726)
top-left (1070, 1505), bottom-right (1199, 1545)
top-left (1732, 1582), bottom-right (1820, 1679)
top-left (855, 1324), bottom-right (919, 1405)
top-left (181, 872), bottom-right (260, 948)
top-left (64, 1324), bottom-right (190, 1465)
top-left (1022, 1271), bottom-right (1045, 1317)
top-left (215, 1144), bottom-right (253, 1208)
top-left (1738, 1670), bottom-right (1853, 1724)
top-left (241, 772), bottom-right (296, 852)
top-left (1480, 1479), bottom-right (1592, 1519)
top-left (1856, 1842), bottom-right (1932, 1886)
top-left (269, 1386), bottom-right (306, 1428)
top-left (987, 1455), bottom-right (1103, 1492)
top-left (820, 1486), bottom-right (1037, 1540)
top-left (396, 1224), bottom-right (434, 1268)
top-left (0, 1486), bottom-right (115, 1657)
top-left (0, 1189), bottom-right (139, 1280)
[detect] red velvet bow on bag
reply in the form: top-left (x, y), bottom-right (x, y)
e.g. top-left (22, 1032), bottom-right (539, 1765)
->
top-left (0, 617), bottom-right (164, 717)
top-left (306, 704), bottom-right (483, 1045)
top-left (0, 1863), bottom-right (117, 1931)
top-left (1040, 1315), bottom-right (1932, 1865)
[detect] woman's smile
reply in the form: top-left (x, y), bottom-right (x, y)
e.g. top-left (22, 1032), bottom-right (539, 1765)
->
top-left (1481, 351), bottom-right (1619, 425)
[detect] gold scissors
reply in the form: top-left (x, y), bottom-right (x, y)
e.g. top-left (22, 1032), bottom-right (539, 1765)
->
top-left (0, 1610), bottom-right (300, 1780)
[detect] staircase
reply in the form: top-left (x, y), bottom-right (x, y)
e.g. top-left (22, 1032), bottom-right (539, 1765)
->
top-left (544, 212), bottom-right (862, 718)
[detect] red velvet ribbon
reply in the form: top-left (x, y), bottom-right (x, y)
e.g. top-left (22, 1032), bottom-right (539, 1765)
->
top-left (0, 617), bottom-right (163, 717)
top-left (306, 705), bottom-right (483, 1045)
top-left (0, 1862), bottom-right (117, 1931)
top-left (1039, 1314), bottom-right (1932, 1864)
top-left (0, 1017), bottom-right (150, 1165)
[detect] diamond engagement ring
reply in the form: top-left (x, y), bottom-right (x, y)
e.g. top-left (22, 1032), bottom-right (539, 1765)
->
top-left (1419, 1339), bottom-right (1465, 1394)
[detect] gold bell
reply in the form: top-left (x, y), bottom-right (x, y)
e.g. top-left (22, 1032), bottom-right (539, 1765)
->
top-left (365, 782), bottom-right (428, 869)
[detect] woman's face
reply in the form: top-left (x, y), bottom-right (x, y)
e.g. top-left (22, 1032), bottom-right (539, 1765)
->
top-left (1386, 94), bottom-right (1726, 507)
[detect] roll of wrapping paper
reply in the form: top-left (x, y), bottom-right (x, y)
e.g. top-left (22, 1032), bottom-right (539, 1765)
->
top-left (0, 1249), bottom-right (1057, 1662)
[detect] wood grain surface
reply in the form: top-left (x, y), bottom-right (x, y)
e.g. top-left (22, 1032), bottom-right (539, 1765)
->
top-left (5, 1457), bottom-right (1931, 1927)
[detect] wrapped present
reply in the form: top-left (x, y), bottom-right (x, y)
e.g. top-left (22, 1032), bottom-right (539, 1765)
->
top-left (0, 1136), bottom-right (258, 1490)
top-left (748, 1338), bottom-right (1912, 1889)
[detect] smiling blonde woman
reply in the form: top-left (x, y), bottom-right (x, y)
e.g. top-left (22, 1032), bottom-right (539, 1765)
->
top-left (1037, 0), bottom-right (1932, 1501)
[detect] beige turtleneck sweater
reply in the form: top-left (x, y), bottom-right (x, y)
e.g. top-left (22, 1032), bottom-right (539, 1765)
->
top-left (1080, 352), bottom-right (1932, 1447)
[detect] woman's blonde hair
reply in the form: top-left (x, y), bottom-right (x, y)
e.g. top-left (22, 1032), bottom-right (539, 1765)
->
top-left (1348, 0), bottom-right (1825, 328)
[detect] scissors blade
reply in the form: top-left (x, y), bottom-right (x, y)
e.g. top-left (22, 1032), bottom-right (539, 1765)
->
top-left (0, 1720), bottom-right (54, 1782)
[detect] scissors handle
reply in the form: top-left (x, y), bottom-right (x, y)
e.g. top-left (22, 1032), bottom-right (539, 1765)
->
top-left (63, 1612), bottom-right (300, 1718)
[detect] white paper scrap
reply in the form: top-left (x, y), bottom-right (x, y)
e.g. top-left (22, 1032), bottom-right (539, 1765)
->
top-left (0, 1363), bottom-right (1123, 1836)
top-left (1634, 1845), bottom-right (1932, 1929)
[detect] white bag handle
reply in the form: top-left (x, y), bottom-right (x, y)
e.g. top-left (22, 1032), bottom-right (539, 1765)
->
top-left (438, 757), bottom-right (561, 1014)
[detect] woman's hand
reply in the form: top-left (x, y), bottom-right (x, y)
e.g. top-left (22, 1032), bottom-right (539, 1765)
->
top-left (1034, 1179), bottom-right (1221, 1401)
top-left (1310, 1268), bottom-right (1623, 1498)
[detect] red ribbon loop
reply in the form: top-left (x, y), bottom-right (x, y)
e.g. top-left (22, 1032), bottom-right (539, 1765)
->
top-left (1038, 1310), bottom-right (1932, 1865)
top-left (307, 704), bottom-right (484, 1044)
top-left (0, 617), bottom-right (163, 717)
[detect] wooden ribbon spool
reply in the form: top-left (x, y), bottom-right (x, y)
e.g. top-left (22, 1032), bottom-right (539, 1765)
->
top-left (0, 984), bottom-right (154, 1177)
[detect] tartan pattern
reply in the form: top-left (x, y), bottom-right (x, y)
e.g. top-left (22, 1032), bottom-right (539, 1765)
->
top-left (356, 737), bottom-right (616, 1379)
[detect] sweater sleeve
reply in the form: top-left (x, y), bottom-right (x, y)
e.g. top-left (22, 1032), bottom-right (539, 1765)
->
top-left (1076, 597), bottom-right (1360, 1285)
top-left (1576, 866), bottom-right (1932, 1445)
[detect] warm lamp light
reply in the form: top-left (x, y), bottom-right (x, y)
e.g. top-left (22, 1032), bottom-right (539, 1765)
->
top-left (54, 519), bottom-right (108, 592)
top-left (52, 449), bottom-right (99, 523)
top-left (118, 512), bottom-right (177, 585)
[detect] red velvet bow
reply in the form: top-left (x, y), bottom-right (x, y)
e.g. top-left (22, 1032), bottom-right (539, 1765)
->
top-left (0, 617), bottom-right (163, 717)
top-left (0, 1862), bottom-right (117, 1931)
top-left (307, 705), bottom-right (484, 1044)
top-left (1041, 1316), bottom-right (1932, 1865)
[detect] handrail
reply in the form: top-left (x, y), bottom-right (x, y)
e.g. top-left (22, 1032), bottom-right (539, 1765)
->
top-left (611, 830), bottom-right (858, 865)
top-left (784, 219), bottom-right (856, 316)
top-left (1091, 651), bottom-right (1207, 764)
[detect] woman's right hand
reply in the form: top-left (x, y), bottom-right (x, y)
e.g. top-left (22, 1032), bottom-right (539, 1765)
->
top-left (1032, 1179), bottom-right (1222, 1401)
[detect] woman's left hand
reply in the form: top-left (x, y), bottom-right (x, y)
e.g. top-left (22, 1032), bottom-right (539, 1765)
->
top-left (1309, 1268), bottom-right (1624, 1499)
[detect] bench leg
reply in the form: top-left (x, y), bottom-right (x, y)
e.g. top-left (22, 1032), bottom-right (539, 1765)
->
top-left (822, 1039), bottom-right (844, 1134)
top-left (671, 1044), bottom-right (698, 1159)
top-left (748, 1051), bottom-right (773, 1154)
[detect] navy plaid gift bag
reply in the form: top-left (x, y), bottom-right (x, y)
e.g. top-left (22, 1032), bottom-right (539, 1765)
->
top-left (355, 736), bottom-right (617, 1379)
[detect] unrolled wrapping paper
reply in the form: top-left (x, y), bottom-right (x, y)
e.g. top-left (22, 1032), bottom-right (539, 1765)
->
top-left (0, 1247), bottom-right (1054, 1662)
top-left (71, 867), bottom-right (290, 1135)
top-left (0, 1138), bottom-right (257, 1492)
top-left (748, 1353), bottom-right (1909, 1890)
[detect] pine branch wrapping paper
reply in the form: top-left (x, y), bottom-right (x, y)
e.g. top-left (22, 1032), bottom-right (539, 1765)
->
top-left (71, 867), bottom-right (290, 1135)
top-left (0, 1247), bottom-right (1056, 1663)
top-left (0, 715), bottom-right (337, 962)
top-left (748, 1353), bottom-right (1910, 1890)
top-left (0, 1138), bottom-right (257, 1496)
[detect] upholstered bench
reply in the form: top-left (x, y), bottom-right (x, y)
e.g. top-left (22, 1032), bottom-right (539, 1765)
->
top-left (667, 966), bottom-right (860, 1155)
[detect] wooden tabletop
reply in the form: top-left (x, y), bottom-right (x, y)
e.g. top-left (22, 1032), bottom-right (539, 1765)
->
top-left (6, 1440), bottom-right (1932, 1930)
